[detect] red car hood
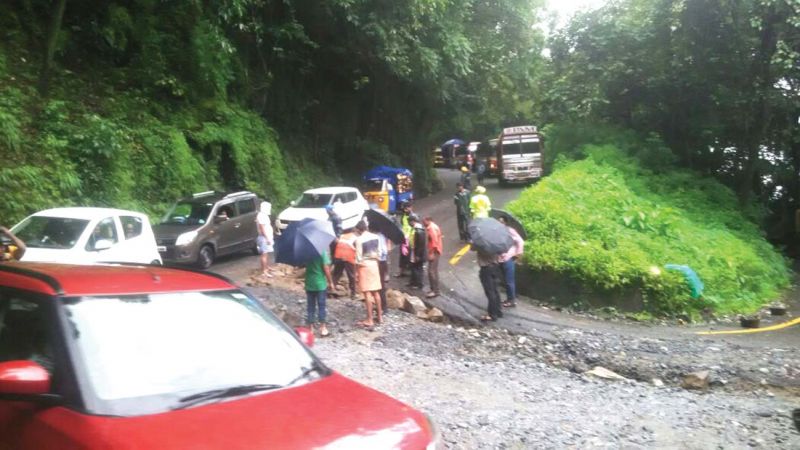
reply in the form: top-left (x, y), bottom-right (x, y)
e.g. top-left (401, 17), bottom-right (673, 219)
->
top-left (47, 373), bottom-right (432, 450)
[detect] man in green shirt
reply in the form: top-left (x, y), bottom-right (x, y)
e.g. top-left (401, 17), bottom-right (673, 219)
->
top-left (306, 250), bottom-right (334, 337)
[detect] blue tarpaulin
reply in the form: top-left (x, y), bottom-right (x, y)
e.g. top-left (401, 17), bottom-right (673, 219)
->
top-left (363, 166), bottom-right (413, 181)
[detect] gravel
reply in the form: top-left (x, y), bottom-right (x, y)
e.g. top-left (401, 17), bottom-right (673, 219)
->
top-left (245, 280), bottom-right (800, 449)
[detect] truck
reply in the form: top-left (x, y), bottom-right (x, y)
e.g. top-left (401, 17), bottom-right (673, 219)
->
top-left (362, 166), bottom-right (414, 213)
top-left (496, 125), bottom-right (544, 185)
top-left (475, 139), bottom-right (498, 176)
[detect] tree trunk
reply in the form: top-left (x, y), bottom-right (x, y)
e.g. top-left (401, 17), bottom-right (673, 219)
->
top-left (38, 0), bottom-right (67, 96)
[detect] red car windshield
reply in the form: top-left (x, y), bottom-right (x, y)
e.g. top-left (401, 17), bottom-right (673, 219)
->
top-left (63, 290), bottom-right (324, 416)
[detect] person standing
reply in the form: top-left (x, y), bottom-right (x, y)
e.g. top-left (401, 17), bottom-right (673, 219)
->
top-left (256, 201), bottom-right (274, 278)
top-left (453, 183), bottom-right (471, 242)
top-left (355, 221), bottom-right (383, 327)
top-left (326, 205), bottom-right (343, 238)
top-left (460, 166), bottom-right (472, 191)
top-left (305, 249), bottom-right (334, 337)
top-left (498, 217), bottom-right (525, 307)
top-left (369, 222), bottom-right (391, 311)
top-left (477, 248), bottom-right (503, 322)
top-left (407, 215), bottom-right (427, 289)
top-left (423, 216), bottom-right (443, 298)
top-left (396, 202), bottom-right (413, 277)
top-left (0, 226), bottom-right (26, 261)
top-left (470, 185), bottom-right (492, 219)
top-left (332, 229), bottom-right (358, 299)
top-left (476, 157), bottom-right (487, 185)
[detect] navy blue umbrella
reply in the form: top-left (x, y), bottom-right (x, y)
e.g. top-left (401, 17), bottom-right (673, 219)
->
top-left (275, 218), bottom-right (336, 267)
top-left (442, 138), bottom-right (465, 147)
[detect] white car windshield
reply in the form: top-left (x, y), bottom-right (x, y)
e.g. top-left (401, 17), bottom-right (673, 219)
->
top-left (64, 290), bottom-right (321, 415)
top-left (12, 216), bottom-right (89, 249)
top-left (295, 193), bottom-right (333, 208)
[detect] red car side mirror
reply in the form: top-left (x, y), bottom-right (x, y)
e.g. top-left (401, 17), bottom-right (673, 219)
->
top-left (0, 360), bottom-right (50, 395)
top-left (294, 327), bottom-right (315, 347)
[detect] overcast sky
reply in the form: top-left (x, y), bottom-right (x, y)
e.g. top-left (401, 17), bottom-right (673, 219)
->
top-left (546, 0), bottom-right (607, 21)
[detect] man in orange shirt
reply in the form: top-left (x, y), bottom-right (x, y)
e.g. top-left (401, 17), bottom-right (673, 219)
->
top-left (332, 229), bottom-right (359, 299)
top-left (423, 216), bottom-right (443, 298)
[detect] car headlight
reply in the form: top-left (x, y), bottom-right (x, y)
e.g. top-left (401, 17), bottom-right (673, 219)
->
top-left (175, 230), bottom-right (198, 246)
top-left (425, 414), bottom-right (444, 450)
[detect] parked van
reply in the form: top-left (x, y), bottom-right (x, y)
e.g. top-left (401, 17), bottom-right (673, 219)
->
top-left (154, 191), bottom-right (259, 269)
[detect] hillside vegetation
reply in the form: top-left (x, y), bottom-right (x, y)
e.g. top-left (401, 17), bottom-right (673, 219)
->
top-left (0, 0), bottom-right (542, 223)
top-left (508, 126), bottom-right (791, 317)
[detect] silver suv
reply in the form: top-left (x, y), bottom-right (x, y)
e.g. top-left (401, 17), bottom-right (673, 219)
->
top-left (154, 191), bottom-right (260, 268)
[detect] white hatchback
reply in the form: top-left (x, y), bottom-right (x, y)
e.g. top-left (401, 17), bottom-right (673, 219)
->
top-left (276, 187), bottom-right (368, 231)
top-left (11, 207), bottom-right (162, 265)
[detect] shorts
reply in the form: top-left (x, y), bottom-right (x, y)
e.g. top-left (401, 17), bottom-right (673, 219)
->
top-left (257, 235), bottom-right (274, 254)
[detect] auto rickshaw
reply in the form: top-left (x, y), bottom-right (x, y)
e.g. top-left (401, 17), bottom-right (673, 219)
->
top-left (362, 166), bottom-right (414, 213)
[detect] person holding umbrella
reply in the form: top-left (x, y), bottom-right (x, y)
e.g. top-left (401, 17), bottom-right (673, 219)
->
top-left (453, 183), bottom-right (471, 242)
top-left (274, 219), bottom-right (337, 336)
top-left (468, 217), bottom-right (514, 322)
top-left (477, 249), bottom-right (503, 322)
top-left (364, 208), bottom-right (403, 311)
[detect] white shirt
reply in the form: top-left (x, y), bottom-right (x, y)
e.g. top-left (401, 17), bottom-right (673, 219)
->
top-left (257, 211), bottom-right (273, 242)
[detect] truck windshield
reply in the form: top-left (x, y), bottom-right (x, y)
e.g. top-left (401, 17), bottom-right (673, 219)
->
top-left (502, 137), bottom-right (541, 155)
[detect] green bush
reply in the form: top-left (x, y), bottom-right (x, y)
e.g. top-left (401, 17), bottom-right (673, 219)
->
top-left (507, 144), bottom-right (790, 317)
top-left (0, 38), bottom-right (331, 225)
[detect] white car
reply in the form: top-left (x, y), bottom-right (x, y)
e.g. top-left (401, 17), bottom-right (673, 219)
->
top-left (277, 187), bottom-right (369, 231)
top-left (11, 207), bottom-right (163, 265)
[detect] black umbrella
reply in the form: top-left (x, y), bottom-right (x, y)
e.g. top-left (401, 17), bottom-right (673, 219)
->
top-left (489, 209), bottom-right (527, 240)
top-left (364, 208), bottom-right (404, 244)
top-left (275, 218), bottom-right (336, 267)
top-left (468, 217), bottom-right (514, 255)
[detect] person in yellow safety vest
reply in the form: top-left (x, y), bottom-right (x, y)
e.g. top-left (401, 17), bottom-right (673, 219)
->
top-left (470, 185), bottom-right (491, 218)
top-left (396, 202), bottom-right (414, 277)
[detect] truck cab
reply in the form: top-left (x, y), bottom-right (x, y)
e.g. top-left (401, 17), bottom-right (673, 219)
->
top-left (496, 125), bottom-right (543, 185)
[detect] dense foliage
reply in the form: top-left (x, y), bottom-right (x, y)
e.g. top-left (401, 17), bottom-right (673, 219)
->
top-left (537, 0), bottom-right (800, 246)
top-left (0, 0), bottom-right (544, 222)
top-left (508, 125), bottom-right (790, 316)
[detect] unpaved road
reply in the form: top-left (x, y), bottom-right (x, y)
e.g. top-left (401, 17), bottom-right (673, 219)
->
top-left (234, 279), bottom-right (800, 449)
top-left (209, 169), bottom-right (800, 448)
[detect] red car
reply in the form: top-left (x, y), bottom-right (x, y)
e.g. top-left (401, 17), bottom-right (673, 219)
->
top-left (0, 263), bottom-right (441, 449)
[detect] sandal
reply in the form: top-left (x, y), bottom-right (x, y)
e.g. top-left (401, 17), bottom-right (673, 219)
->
top-left (320, 327), bottom-right (330, 337)
top-left (502, 301), bottom-right (516, 308)
top-left (479, 315), bottom-right (496, 322)
top-left (356, 320), bottom-right (374, 328)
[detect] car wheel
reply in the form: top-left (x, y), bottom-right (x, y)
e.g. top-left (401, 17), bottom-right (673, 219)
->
top-left (197, 245), bottom-right (215, 269)
top-left (150, 259), bottom-right (162, 265)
